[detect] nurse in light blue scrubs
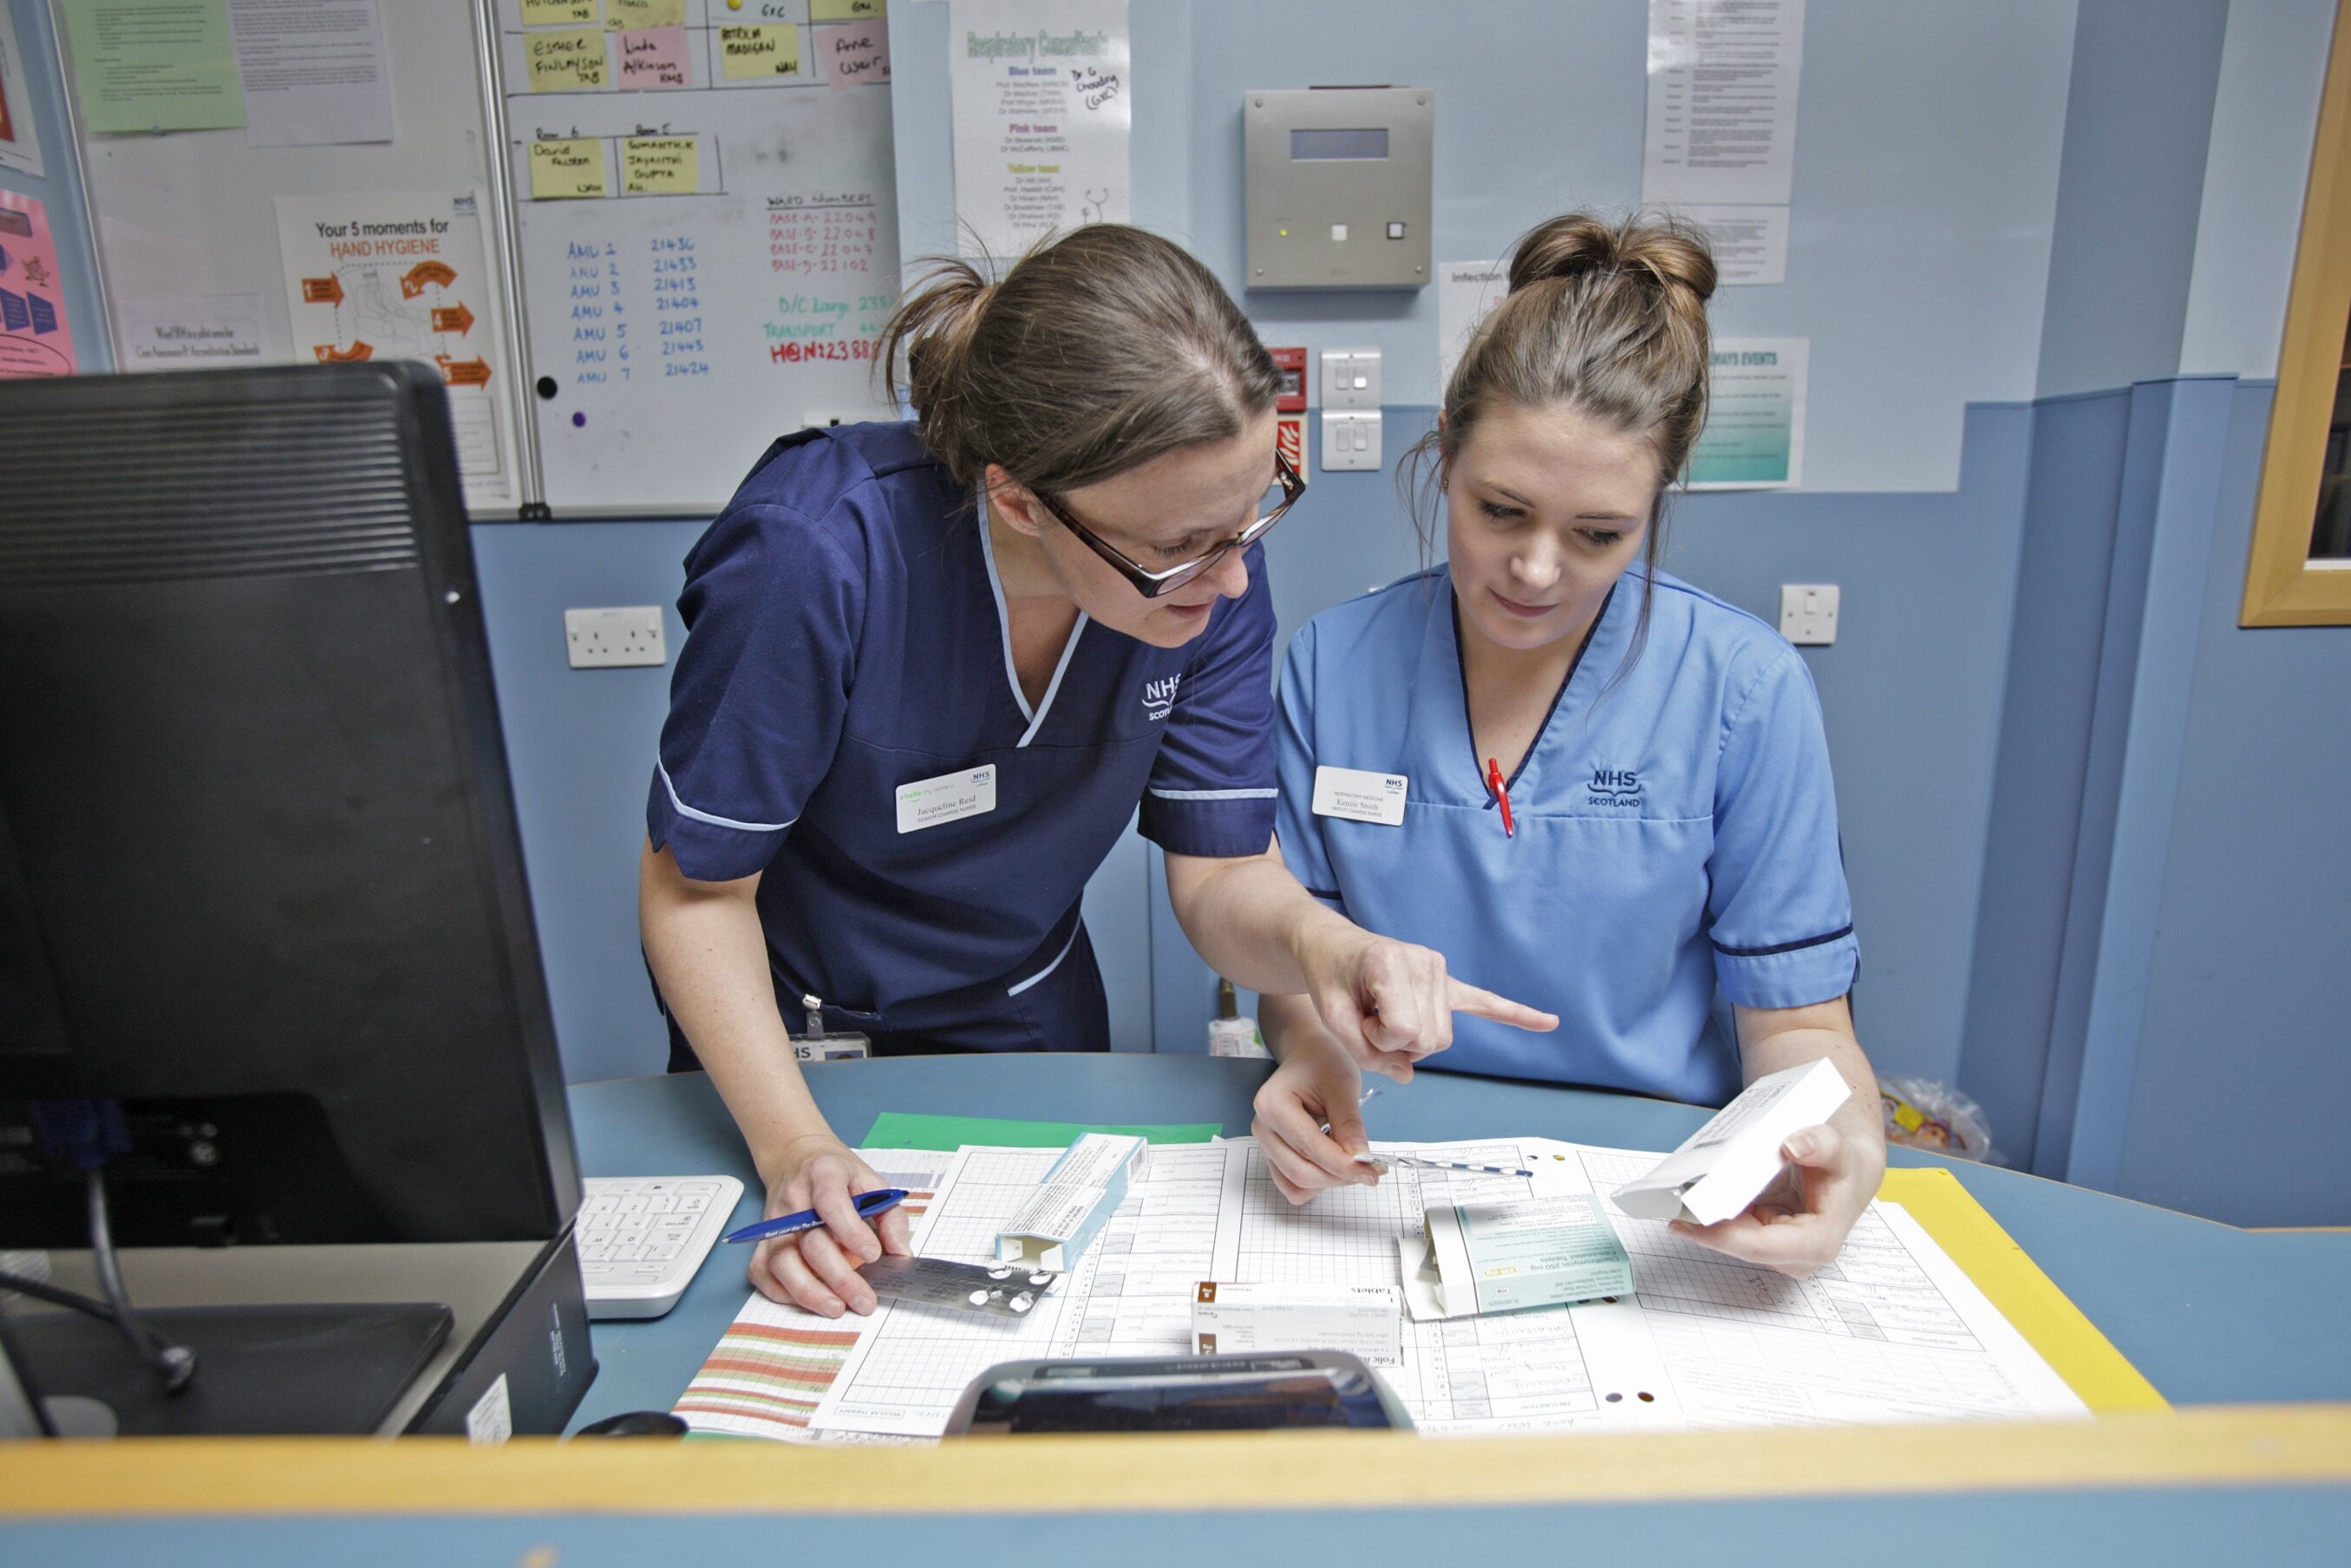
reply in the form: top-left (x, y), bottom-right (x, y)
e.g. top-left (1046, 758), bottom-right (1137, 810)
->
top-left (1253, 212), bottom-right (1888, 1277)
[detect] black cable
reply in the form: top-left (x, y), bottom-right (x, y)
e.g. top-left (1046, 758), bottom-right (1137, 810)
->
top-left (0, 1268), bottom-right (114, 1322)
top-left (82, 1169), bottom-right (197, 1394)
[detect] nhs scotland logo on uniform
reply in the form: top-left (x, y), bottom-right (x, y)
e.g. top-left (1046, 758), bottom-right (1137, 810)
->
top-left (1588, 767), bottom-right (1642, 807)
top-left (1142, 673), bottom-right (1182, 721)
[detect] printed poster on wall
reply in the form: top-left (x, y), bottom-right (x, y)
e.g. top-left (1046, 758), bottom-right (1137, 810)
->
top-left (0, 193), bottom-right (77, 379)
top-left (0, 3), bottom-right (48, 177)
top-left (1436, 258), bottom-right (1505, 395)
top-left (948, 0), bottom-right (1129, 260)
top-left (1688, 337), bottom-right (1806, 490)
top-left (273, 191), bottom-right (517, 506)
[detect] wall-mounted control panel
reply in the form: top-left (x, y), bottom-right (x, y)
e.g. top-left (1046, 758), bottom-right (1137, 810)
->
top-left (1244, 87), bottom-right (1433, 291)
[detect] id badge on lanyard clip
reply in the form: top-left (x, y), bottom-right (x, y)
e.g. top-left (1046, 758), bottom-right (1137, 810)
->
top-left (793, 992), bottom-right (871, 1062)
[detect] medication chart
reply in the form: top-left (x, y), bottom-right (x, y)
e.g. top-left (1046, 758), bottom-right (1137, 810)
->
top-left (492, 0), bottom-right (900, 514)
top-left (678, 1137), bottom-right (2088, 1442)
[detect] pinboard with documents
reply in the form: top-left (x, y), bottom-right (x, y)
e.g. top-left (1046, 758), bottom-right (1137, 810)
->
top-left (42, 0), bottom-right (899, 517)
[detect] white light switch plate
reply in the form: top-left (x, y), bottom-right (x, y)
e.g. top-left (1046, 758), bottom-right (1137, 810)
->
top-left (1320, 349), bottom-right (1381, 411)
top-left (1321, 411), bottom-right (1382, 471)
top-left (1778, 584), bottom-right (1840, 646)
top-left (565, 606), bottom-right (668, 669)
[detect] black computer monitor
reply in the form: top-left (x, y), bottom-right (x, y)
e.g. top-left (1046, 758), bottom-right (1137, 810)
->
top-left (0, 362), bottom-right (578, 1250)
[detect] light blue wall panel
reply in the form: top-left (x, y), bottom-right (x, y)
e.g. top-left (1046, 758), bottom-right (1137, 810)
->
top-left (1184, 0), bottom-right (2075, 492)
top-left (1956, 387), bottom-right (2134, 1164)
top-left (2035, 0), bottom-right (2230, 397)
top-left (2112, 382), bottom-right (2351, 1226)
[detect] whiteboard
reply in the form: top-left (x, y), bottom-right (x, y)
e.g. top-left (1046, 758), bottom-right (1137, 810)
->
top-left (489, 0), bottom-right (900, 516)
top-left (56, 0), bottom-right (532, 514)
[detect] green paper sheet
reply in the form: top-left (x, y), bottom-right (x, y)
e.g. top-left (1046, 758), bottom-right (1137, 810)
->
top-left (861, 1112), bottom-right (1220, 1151)
top-left (62, 0), bottom-right (245, 134)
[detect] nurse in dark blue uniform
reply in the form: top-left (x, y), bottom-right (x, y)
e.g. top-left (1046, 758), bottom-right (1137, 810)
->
top-left (641, 227), bottom-right (1554, 1318)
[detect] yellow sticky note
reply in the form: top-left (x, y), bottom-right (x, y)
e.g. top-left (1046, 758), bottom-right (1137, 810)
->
top-left (719, 23), bottom-right (801, 80)
top-left (811, 0), bottom-right (886, 20)
top-left (526, 27), bottom-right (611, 92)
top-left (522, 0), bottom-right (600, 23)
top-left (530, 138), bottom-right (611, 199)
top-left (605, 0), bottom-right (686, 27)
top-left (622, 137), bottom-right (698, 195)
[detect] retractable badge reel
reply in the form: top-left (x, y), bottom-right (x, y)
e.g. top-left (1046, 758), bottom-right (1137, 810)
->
top-left (793, 994), bottom-right (871, 1062)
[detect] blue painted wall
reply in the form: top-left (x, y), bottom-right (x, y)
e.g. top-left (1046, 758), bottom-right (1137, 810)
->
top-left (8, 0), bottom-right (2348, 1221)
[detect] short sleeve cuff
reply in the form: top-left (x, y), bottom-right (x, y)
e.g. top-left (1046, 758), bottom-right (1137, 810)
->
top-left (646, 768), bottom-right (791, 883)
top-left (1712, 929), bottom-right (1859, 1011)
top-left (1138, 788), bottom-right (1277, 859)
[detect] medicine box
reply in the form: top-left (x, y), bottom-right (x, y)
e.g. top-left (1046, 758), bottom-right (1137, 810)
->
top-left (995, 1133), bottom-right (1148, 1271)
top-left (1610, 1057), bottom-right (1851, 1226)
top-left (1190, 1280), bottom-right (1402, 1368)
top-left (1401, 1193), bottom-right (1633, 1320)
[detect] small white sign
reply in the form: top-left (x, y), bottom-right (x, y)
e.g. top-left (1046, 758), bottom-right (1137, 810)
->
top-left (895, 765), bottom-right (997, 833)
top-left (1312, 766), bottom-right (1408, 826)
top-left (464, 1372), bottom-right (513, 1447)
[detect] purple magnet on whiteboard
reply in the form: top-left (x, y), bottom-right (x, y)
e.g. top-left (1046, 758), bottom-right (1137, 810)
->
top-left (572, 411), bottom-right (587, 428)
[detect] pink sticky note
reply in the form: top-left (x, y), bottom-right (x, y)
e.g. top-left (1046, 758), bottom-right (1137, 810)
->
top-left (614, 26), bottom-right (691, 91)
top-left (0, 191), bottom-right (77, 380)
top-left (821, 21), bottom-right (890, 89)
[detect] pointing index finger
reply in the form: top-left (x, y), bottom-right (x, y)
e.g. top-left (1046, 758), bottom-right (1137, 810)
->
top-left (1446, 979), bottom-right (1559, 1033)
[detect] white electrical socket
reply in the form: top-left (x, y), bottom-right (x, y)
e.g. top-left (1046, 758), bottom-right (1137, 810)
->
top-left (565, 606), bottom-right (668, 669)
top-left (1321, 411), bottom-right (1382, 472)
top-left (1778, 584), bottom-right (1840, 646)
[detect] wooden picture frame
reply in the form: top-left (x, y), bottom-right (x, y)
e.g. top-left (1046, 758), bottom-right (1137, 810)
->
top-left (2244, 0), bottom-right (2351, 625)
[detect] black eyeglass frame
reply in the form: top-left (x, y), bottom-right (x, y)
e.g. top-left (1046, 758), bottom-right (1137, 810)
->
top-left (1029, 448), bottom-right (1306, 599)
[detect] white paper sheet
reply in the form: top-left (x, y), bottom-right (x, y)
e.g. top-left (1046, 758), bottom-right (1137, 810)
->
top-left (787, 1137), bottom-right (2088, 1441)
top-left (228, 0), bottom-right (394, 149)
top-left (1642, 0), bottom-right (1805, 207)
top-left (1682, 203), bottom-right (1789, 286)
top-left (1435, 258), bottom-right (1505, 395)
top-left (947, 0), bottom-right (1131, 259)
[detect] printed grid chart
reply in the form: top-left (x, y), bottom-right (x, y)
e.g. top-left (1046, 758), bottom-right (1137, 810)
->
top-left (1570, 1147), bottom-right (2077, 1428)
top-left (670, 1149), bottom-right (945, 1441)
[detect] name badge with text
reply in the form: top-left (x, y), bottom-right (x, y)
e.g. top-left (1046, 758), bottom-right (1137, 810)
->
top-left (896, 765), bottom-right (997, 833)
top-left (1311, 766), bottom-right (1408, 826)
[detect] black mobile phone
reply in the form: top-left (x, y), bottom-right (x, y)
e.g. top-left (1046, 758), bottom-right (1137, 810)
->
top-left (944, 1352), bottom-right (1413, 1435)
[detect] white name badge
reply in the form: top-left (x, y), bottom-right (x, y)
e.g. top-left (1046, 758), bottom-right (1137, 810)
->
top-left (1311, 765), bottom-right (1409, 826)
top-left (896, 765), bottom-right (998, 833)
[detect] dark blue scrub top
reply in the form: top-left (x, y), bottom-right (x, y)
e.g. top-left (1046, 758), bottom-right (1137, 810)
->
top-left (649, 422), bottom-right (1277, 1049)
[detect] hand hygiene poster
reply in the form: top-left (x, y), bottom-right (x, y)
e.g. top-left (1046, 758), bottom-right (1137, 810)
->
top-left (274, 192), bottom-right (516, 505)
top-left (949, 0), bottom-right (1129, 259)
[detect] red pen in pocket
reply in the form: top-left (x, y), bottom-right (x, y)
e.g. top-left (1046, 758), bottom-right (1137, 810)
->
top-left (1486, 757), bottom-right (1514, 838)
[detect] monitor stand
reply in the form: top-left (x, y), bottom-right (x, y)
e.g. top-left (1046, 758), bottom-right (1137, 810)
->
top-left (10, 1301), bottom-right (453, 1435)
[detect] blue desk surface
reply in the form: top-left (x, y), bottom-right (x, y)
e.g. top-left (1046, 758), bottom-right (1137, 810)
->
top-left (568, 1054), bottom-right (2351, 1427)
top-left (10, 1056), bottom-right (2348, 1568)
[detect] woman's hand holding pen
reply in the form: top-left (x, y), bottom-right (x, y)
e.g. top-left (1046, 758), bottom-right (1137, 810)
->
top-left (1294, 918), bottom-right (1558, 1082)
top-left (747, 1133), bottom-right (911, 1318)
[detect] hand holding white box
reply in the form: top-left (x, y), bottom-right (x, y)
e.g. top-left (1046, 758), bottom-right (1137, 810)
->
top-left (1610, 1058), bottom-right (1851, 1226)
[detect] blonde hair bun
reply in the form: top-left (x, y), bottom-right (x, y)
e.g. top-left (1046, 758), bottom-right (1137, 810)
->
top-left (1507, 211), bottom-right (1718, 309)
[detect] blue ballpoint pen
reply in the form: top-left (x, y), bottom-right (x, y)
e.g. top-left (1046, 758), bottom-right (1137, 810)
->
top-left (722, 1187), bottom-right (909, 1245)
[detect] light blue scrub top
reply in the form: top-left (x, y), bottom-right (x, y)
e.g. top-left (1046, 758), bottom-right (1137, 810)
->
top-left (1276, 565), bottom-right (1858, 1107)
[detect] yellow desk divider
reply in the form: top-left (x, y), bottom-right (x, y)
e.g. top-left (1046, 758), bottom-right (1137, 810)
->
top-left (1879, 1166), bottom-right (2167, 1413)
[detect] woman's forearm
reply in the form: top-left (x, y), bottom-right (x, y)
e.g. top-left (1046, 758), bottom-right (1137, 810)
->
top-left (638, 840), bottom-right (839, 1190)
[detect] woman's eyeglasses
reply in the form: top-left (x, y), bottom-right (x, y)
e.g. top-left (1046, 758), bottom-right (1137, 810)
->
top-left (1032, 448), bottom-right (1305, 599)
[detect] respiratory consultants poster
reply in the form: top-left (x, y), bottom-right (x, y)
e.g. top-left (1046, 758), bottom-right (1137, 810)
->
top-left (949, 0), bottom-right (1130, 259)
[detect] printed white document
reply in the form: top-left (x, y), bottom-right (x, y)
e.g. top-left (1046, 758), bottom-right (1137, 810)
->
top-left (764, 1136), bottom-right (2087, 1442)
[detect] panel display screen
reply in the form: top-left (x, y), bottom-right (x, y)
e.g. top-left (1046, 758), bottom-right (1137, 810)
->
top-left (1290, 128), bottom-right (1388, 161)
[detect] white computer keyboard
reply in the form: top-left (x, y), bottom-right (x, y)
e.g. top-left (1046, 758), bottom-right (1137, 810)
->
top-left (577, 1174), bottom-right (745, 1320)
